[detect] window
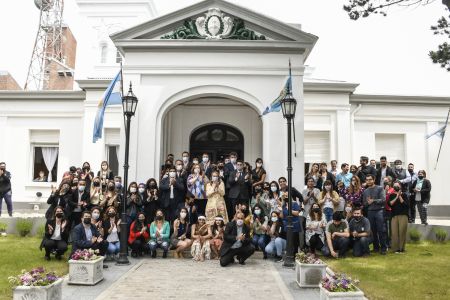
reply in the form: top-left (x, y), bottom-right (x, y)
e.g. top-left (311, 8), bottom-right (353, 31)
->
top-left (33, 146), bottom-right (59, 182)
top-left (304, 131), bottom-right (330, 163)
top-left (30, 130), bottom-right (59, 182)
top-left (100, 44), bottom-right (107, 63)
top-left (106, 145), bottom-right (119, 176)
top-left (375, 133), bottom-right (405, 166)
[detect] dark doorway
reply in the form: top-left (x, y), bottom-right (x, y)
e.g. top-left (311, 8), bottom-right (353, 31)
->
top-left (189, 124), bottom-right (244, 163)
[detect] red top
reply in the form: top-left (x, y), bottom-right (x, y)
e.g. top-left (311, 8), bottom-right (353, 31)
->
top-left (128, 221), bottom-right (149, 244)
top-left (385, 187), bottom-right (394, 212)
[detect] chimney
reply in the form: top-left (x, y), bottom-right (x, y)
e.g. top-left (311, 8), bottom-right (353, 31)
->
top-left (0, 71), bottom-right (22, 90)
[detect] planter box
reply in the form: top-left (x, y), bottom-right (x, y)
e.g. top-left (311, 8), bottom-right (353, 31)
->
top-left (296, 260), bottom-right (327, 288)
top-left (320, 285), bottom-right (365, 300)
top-left (68, 256), bottom-right (104, 285)
top-left (13, 278), bottom-right (62, 300)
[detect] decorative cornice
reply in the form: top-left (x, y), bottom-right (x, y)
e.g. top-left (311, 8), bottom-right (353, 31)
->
top-left (77, 79), bottom-right (112, 91)
top-left (350, 94), bottom-right (450, 106)
top-left (304, 81), bottom-right (359, 94)
top-left (0, 91), bottom-right (85, 101)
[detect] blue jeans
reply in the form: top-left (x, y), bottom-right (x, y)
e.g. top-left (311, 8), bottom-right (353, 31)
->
top-left (352, 237), bottom-right (371, 257)
top-left (149, 240), bottom-right (169, 253)
top-left (322, 237), bottom-right (349, 257)
top-left (323, 207), bottom-right (333, 223)
top-left (0, 191), bottom-right (13, 216)
top-left (107, 241), bottom-right (120, 255)
top-left (265, 237), bottom-right (286, 256)
top-left (252, 234), bottom-right (269, 253)
top-left (368, 210), bottom-right (387, 251)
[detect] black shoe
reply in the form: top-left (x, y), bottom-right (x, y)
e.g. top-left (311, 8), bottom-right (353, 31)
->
top-left (131, 251), bottom-right (138, 258)
top-left (422, 222), bottom-right (428, 226)
top-left (151, 251), bottom-right (156, 258)
top-left (103, 265), bottom-right (109, 269)
top-left (45, 255), bottom-right (51, 261)
top-left (263, 253), bottom-right (268, 259)
top-left (55, 254), bottom-right (62, 260)
top-left (163, 251), bottom-right (167, 258)
top-left (238, 260), bottom-right (246, 265)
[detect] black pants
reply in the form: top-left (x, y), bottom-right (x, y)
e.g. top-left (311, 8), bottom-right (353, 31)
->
top-left (130, 238), bottom-right (148, 254)
top-left (226, 197), bottom-right (234, 221)
top-left (82, 240), bottom-right (109, 256)
top-left (308, 234), bottom-right (324, 253)
top-left (194, 199), bottom-right (207, 216)
top-left (44, 239), bottom-right (68, 257)
top-left (220, 244), bottom-right (255, 267)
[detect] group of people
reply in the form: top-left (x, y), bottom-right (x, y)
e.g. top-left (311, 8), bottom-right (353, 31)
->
top-left (1, 152), bottom-right (432, 264)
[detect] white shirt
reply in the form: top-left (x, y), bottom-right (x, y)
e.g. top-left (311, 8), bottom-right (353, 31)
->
top-left (51, 223), bottom-right (61, 240)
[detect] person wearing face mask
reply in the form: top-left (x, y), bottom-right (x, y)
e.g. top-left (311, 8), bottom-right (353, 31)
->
top-left (181, 151), bottom-right (192, 173)
top-left (126, 182), bottom-right (143, 226)
top-left (149, 210), bottom-right (171, 258)
top-left (128, 212), bottom-right (150, 257)
top-left (344, 176), bottom-right (364, 207)
top-left (143, 178), bottom-right (160, 223)
top-left (344, 202), bottom-right (354, 223)
top-left (90, 207), bottom-right (104, 236)
top-left (210, 216), bottom-right (225, 259)
top-left (160, 167), bottom-right (185, 222)
top-left (45, 182), bottom-right (70, 220)
top-left (80, 162), bottom-right (95, 191)
top-left (251, 158), bottom-right (266, 192)
top-left (411, 170), bottom-right (431, 225)
top-left (89, 177), bottom-right (103, 210)
top-left (264, 211), bottom-right (285, 261)
top-left (180, 192), bottom-right (198, 225)
top-left (100, 181), bottom-right (119, 211)
top-left (97, 161), bottom-right (114, 193)
top-left (318, 180), bottom-right (340, 223)
top-left (171, 208), bottom-right (192, 258)
top-left (388, 182), bottom-right (409, 253)
top-left (220, 212), bottom-right (254, 266)
top-left (160, 158), bottom-right (174, 180)
top-left (174, 159), bottom-right (188, 188)
top-left (399, 163), bottom-right (418, 222)
top-left (200, 153), bottom-right (213, 179)
top-left (138, 183), bottom-right (146, 201)
top-left (187, 164), bottom-right (209, 216)
top-left (68, 179), bottom-right (90, 228)
top-left (71, 211), bottom-right (109, 257)
top-left (41, 206), bottom-right (69, 260)
top-left (336, 181), bottom-right (347, 215)
top-left (383, 176), bottom-right (395, 249)
top-left (305, 203), bottom-right (327, 255)
top-left (348, 207), bottom-right (371, 257)
top-left (191, 215), bottom-right (212, 261)
top-left (250, 184), bottom-right (270, 216)
top-left (205, 171), bottom-right (228, 224)
top-left (251, 204), bottom-right (269, 259)
top-left (102, 206), bottom-right (121, 260)
top-left (227, 160), bottom-right (252, 218)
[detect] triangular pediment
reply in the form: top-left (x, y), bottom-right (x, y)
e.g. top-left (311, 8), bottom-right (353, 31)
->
top-left (111, 0), bottom-right (317, 57)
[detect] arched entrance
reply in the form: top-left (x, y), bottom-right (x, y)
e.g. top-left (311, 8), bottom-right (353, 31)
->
top-left (189, 124), bottom-right (244, 162)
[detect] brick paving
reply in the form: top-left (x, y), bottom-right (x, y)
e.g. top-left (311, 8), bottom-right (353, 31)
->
top-left (95, 257), bottom-right (315, 300)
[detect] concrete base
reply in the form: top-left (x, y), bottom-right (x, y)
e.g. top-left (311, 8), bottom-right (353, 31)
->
top-left (407, 223), bottom-right (450, 243)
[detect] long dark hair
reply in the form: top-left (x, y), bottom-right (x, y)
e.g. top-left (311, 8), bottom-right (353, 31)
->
top-left (269, 181), bottom-right (280, 199)
top-left (52, 205), bottom-right (66, 221)
top-left (253, 203), bottom-right (266, 221)
top-left (309, 203), bottom-right (323, 221)
top-left (211, 215), bottom-right (225, 234)
top-left (134, 212), bottom-right (148, 232)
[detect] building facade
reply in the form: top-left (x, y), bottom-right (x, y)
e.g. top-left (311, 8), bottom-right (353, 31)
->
top-left (0, 0), bottom-right (449, 216)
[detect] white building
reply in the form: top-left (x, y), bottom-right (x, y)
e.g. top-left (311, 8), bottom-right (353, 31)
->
top-left (0, 0), bottom-right (449, 217)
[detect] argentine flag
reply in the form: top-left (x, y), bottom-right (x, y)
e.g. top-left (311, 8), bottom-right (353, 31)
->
top-left (93, 71), bottom-right (122, 143)
top-left (262, 75), bottom-right (292, 116)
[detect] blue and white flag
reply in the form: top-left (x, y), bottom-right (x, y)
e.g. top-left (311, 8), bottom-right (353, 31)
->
top-left (93, 71), bottom-right (122, 143)
top-left (262, 75), bottom-right (292, 116)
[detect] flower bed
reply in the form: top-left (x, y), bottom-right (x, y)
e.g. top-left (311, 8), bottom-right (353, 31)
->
top-left (295, 252), bottom-right (327, 288)
top-left (9, 267), bottom-right (62, 300)
top-left (68, 249), bottom-right (104, 285)
top-left (320, 273), bottom-right (364, 300)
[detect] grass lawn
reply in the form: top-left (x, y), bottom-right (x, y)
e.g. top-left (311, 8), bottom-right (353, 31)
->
top-left (323, 242), bottom-right (450, 300)
top-left (0, 235), bottom-right (68, 300)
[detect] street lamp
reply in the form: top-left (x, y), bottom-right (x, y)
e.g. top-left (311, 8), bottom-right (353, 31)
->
top-left (116, 82), bottom-right (138, 265)
top-left (281, 89), bottom-right (297, 268)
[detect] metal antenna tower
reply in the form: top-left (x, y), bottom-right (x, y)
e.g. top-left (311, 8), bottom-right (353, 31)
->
top-left (24, 0), bottom-right (64, 90)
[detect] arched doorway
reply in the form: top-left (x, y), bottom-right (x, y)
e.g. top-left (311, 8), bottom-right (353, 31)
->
top-left (189, 124), bottom-right (244, 162)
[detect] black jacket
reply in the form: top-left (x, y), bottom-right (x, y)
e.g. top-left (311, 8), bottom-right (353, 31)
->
top-left (227, 170), bottom-right (252, 200)
top-left (220, 221), bottom-right (252, 256)
top-left (159, 176), bottom-right (185, 208)
top-left (45, 193), bottom-right (69, 220)
top-left (315, 171), bottom-right (336, 191)
top-left (223, 162), bottom-right (237, 189)
top-left (0, 174), bottom-right (11, 194)
top-left (67, 190), bottom-right (90, 215)
top-left (411, 179), bottom-right (432, 204)
top-left (71, 223), bottom-right (103, 253)
top-left (102, 218), bottom-right (120, 241)
top-left (356, 165), bottom-right (377, 184)
top-left (44, 219), bottom-right (69, 242)
top-left (376, 166), bottom-right (396, 186)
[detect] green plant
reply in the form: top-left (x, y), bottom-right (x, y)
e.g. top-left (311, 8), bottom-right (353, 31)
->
top-left (36, 224), bottom-right (45, 238)
top-left (409, 228), bottom-right (422, 242)
top-left (434, 228), bottom-right (447, 243)
top-left (0, 222), bottom-right (7, 232)
top-left (16, 219), bottom-right (33, 237)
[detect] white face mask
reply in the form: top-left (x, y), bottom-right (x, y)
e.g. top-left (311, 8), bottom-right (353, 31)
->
top-left (212, 176), bottom-right (218, 182)
top-left (193, 160), bottom-right (199, 165)
top-left (176, 165), bottom-right (183, 171)
top-left (395, 165), bottom-right (402, 170)
top-left (271, 217), bottom-right (278, 222)
top-left (230, 158), bottom-right (237, 164)
top-left (130, 187), bottom-right (137, 193)
top-left (254, 209), bottom-right (261, 215)
top-left (256, 163), bottom-right (262, 168)
top-left (271, 186), bottom-right (277, 192)
top-left (180, 212), bottom-right (187, 219)
top-left (194, 169), bottom-right (200, 174)
top-left (345, 207), bottom-right (352, 213)
top-left (169, 171), bottom-right (176, 178)
top-left (202, 157), bottom-right (209, 163)
top-left (78, 186), bottom-right (85, 192)
top-left (236, 219), bottom-right (244, 226)
top-left (138, 188), bottom-right (145, 194)
top-left (92, 213), bottom-right (100, 220)
top-left (182, 157), bottom-right (189, 162)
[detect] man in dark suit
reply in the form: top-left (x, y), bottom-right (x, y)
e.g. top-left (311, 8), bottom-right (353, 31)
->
top-left (376, 156), bottom-right (396, 185)
top-left (223, 152), bottom-right (238, 220)
top-left (68, 179), bottom-right (90, 228)
top-left (227, 160), bottom-right (252, 217)
top-left (200, 153), bottom-right (213, 179)
top-left (71, 211), bottom-right (108, 256)
top-left (159, 166), bottom-right (185, 222)
top-left (220, 212), bottom-right (255, 267)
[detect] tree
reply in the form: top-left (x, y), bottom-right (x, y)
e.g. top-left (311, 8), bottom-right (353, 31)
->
top-left (343, 0), bottom-right (450, 71)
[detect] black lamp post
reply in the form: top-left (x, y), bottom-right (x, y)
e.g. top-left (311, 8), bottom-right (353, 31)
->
top-left (281, 88), bottom-right (297, 268)
top-left (116, 82), bottom-right (138, 265)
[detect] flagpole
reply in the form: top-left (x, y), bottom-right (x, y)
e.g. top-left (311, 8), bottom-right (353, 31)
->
top-left (434, 107), bottom-right (450, 170)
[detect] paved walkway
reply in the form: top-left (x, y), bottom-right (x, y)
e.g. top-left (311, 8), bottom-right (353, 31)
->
top-left (93, 257), bottom-right (318, 300)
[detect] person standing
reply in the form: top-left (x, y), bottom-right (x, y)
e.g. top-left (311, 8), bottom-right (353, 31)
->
top-left (97, 161), bottom-right (114, 193)
top-left (318, 180), bottom-right (339, 223)
top-left (388, 182), bottom-right (409, 253)
top-left (200, 153), bottom-right (213, 179)
top-left (376, 156), bottom-right (396, 186)
top-left (160, 166), bottom-right (185, 222)
top-left (336, 163), bottom-right (353, 188)
top-left (227, 160), bottom-right (252, 216)
top-left (251, 158), bottom-right (267, 193)
top-left (411, 170), bottom-right (431, 225)
top-left (356, 156), bottom-right (377, 188)
top-left (362, 174), bottom-right (387, 255)
top-left (205, 171), bottom-right (228, 223)
top-left (316, 162), bottom-right (335, 191)
top-left (0, 163), bottom-right (12, 217)
top-left (187, 164), bottom-right (209, 216)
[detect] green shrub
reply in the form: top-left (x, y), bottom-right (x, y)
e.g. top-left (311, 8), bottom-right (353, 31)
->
top-left (409, 228), bottom-right (422, 242)
top-left (434, 228), bottom-right (447, 243)
top-left (16, 219), bottom-right (33, 237)
top-left (0, 222), bottom-right (7, 232)
top-left (36, 224), bottom-right (46, 238)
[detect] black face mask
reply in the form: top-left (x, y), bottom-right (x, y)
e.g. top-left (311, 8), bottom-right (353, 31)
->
top-left (188, 201), bottom-right (194, 206)
top-left (393, 186), bottom-right (401, 192)
top-left (108, 212), bottom-right (116, 218)
top-left (93, 182), bottom-right (100, 187)
top-left (354, 216), bottom-right (362, 222)
top-left (313, 208), bottom-right (321, 213)
top-left (408, 169), bottom-right (414, 174)
top-left (418, 176), bottom-right (424, 180)
top-left (83, 218), bottom-right (91, 224)
top-left (83, 166), bottom-right (90, 171)
top-left (156, 216), bottom-right (163, 221)
top-left (139, 219), bottom-right (145, 223)
top-left (55, 212), bottom-right (64, 218)
top-left (149, 183), bottom-right (156, 188)
top-left (108, 186), bottom-right (115, 191)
